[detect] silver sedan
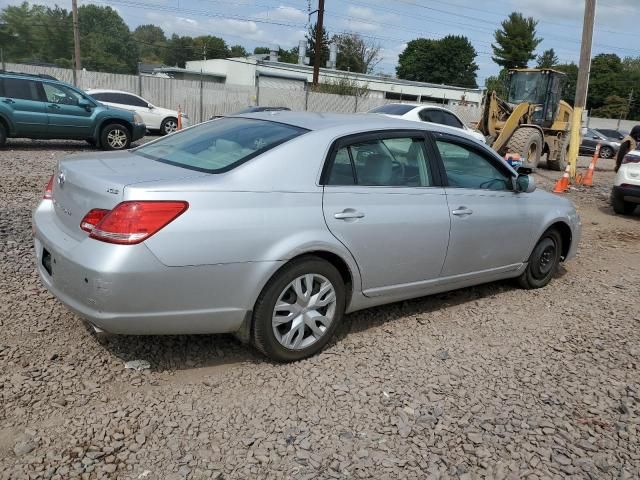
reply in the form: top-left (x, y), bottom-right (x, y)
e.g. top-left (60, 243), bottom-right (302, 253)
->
top-left (33, 112), bottom-right (581, 361)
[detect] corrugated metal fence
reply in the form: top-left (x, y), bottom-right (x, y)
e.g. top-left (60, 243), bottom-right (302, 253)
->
top-left (5, 63), bottom-right (483, 125)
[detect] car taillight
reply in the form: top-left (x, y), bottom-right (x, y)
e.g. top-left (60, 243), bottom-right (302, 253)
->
top-left (89, 201), bottom-right (188, 245)
top-left (43, 175), bottom-right (54, 200)
top-left (622, 154), bottom-right (640, 164)
top-left (80, 208), bottom-right (110, 233)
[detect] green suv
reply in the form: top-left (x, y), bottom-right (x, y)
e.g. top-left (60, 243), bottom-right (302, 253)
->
top-left (0, 72), bottom-right (146, 150)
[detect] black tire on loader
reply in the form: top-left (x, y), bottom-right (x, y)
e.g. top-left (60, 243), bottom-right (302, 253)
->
top-left (547, 135), bottom-right (569, 171)
top-left (506, 127), bottom-right (543, 169)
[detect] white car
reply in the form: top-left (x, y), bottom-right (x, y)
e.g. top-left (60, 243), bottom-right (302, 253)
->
top-left (86, 89), bottom-right (190, 135)
top-left (612, 149), bottom-right (640, 215)
top-left (369, 103), bottom-right (486, 143)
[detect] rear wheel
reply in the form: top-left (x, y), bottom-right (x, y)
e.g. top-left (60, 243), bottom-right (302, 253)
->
top-left (161, 117), bottom-right (178, 135)
top-left (612, 194), bottom-right (637, 215)
top-left (599, 146), bottom-right (614, 159)
top-left (507, 127), bottom-right (543, 168)
top-left (100, 123), bottom-right (131, 151)
top-left (0, 123), bottom-right (6, 147)
top-left (252, 256), bottom-right (346, 362)
top-left (517, 229), bottom-right (562, 289)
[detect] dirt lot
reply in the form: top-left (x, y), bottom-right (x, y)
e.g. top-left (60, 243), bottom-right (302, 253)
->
top-left (1, 138), bottom-right (639, 480)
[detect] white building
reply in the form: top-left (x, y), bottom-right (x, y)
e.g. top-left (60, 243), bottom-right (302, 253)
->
top-left (183, 57), bottom-right (484, 106)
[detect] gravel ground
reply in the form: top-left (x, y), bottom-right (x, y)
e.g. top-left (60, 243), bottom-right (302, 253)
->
top-left (1, 138), bottom-right (639, 480)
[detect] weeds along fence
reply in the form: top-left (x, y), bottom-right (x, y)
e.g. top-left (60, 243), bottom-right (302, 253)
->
top-left (5, 63), bottom-right (483, 125)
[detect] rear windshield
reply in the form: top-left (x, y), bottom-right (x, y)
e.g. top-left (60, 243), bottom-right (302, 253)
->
top-left (135, 117), bottom-right (308, 173)
top-left (369, 104), bottom-right (416, 115)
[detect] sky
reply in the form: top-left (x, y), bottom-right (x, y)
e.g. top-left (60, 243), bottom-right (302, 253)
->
top-left (2, 0), bottom-right (639, 86)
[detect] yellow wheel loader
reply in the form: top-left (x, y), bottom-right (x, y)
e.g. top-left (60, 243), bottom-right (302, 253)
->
top-left (479, 68), bottom-right (573, 171)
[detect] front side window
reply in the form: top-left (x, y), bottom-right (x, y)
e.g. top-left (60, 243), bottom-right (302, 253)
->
top-left (2, 78), bottom-right (41, 101)
top-left (441, 111), bottom-right (464, 129)
top-left (135, 117), bottom-right (308, 173)
top-left (436, 140), bottom-right (511, 191)
top-left (43, 83), bottom-right (84, 105)
top-left (419, 109), bottom-right (445, 124)
top-left (326, 136), bottom-right (432, 187)
top-left (116, 93), bottom-right (148, 108)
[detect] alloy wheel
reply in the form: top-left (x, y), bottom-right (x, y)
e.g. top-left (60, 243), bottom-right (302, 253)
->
top-left (107, 129), bottom-right (128, 149)
top-left (164, 120), bottom-right (178, 134)
top-left (600, 147), bottom-right (613, 159)
top-left (272, 274), bottom-right (337, 350)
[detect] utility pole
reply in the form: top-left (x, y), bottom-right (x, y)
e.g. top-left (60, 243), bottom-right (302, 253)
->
top-left (312, 0), bottom-right (325, 86)
top-left (567, 0), bottom-right (596, 178)
top-left (618, 88), bottom-right (634, 129)
top-left (71, 0), bottom-right (81, 86)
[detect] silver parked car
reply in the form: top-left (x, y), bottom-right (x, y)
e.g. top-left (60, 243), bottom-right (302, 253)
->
top-left (33, 112), bottom-right (581, 361)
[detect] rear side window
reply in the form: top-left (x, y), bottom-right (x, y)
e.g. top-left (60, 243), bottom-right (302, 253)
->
top-left (135, 117), bottom-right (308, 173)
top-left (441, 111), bottom-right (464, 128)
top-left (2, 78), bottom-right (41, 101)
top-left (369, 104), bottom-right (416, 116)
top-left (326, 137), bottom-right (433, 187)
top-left (114, 93), bottom-right (148, 108)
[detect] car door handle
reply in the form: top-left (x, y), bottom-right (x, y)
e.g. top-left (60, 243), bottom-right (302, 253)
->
top-left (452, 207), bottom-right (473, 216)
top-left (2, 98), bottom-right (15, 104)
top-left (48, 104), bottom-right (60, 109)
top-left (334, 209), bottom-right (365, 220)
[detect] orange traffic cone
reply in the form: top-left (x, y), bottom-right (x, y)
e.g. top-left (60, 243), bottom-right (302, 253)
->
top-left (177, 105), bottom-right (183, 131)
top-left (580, 143), bottom-right (600, 187)
top-left (553, 163), bottom-right (571, 193)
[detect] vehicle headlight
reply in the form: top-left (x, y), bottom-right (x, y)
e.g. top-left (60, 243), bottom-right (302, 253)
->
top-left (133, 113), bottom-right (144, 125)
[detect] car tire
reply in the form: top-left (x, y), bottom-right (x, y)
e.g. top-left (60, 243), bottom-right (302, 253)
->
top-left (612, 194), bottom-right (637, 215)
top-left (517, 228), bottom-right (562, 289)
top-left (100, 123), bottom-right (131, 151)
top-left (160, 117), bottom-right (178, 135)
top-left (0, 123), bottom-right (6, 147)
top-left (252, 256), bottom-right (346, 362)
top-left (507, 127), bottom-right (543, 169)
top-left (599, 146), bottom-right (614, 159)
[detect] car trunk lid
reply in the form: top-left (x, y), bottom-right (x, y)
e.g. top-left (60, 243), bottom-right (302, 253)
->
top-left (52, 151), bottom-right (206, 239)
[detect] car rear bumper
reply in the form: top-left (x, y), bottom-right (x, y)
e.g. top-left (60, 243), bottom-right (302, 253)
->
top-left (612, 184), bottom-right (640, 203)
top-left (33, 201), bottom-right (281, 335)
top-left (132, 123), bottom-right (146, 142)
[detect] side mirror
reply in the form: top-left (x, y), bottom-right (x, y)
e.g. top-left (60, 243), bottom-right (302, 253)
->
top-left (516, 174), bottom-right (536, 193)
top-left (78, 99), bottom-right (93, 111)
top-left (148, 104), bottom-right (154, 109)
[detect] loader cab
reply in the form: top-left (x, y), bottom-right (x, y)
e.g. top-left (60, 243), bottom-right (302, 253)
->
top-left (507, 69), bottom-right (566, 129)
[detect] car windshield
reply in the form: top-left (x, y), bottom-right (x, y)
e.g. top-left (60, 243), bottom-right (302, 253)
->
top-left (135, 117), bottom-right (308, 173)
top-left (369, 104), bottom-right (416, 115)
top-left (508, 72), bottom-right (549, 104)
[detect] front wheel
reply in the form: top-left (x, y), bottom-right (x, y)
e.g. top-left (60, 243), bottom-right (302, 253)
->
top-left (507, 127), bottom-right (543, 169)
top-left (517, 229), bottom-right (562, 289)
top-left (599, 146), bottom-right (614, 159)
top-left (252, 257), bottom-right (346, 362)
top-left (160, 117), bottom-right (178, 135)
top-left (100, 123), bottom-right (131, 151)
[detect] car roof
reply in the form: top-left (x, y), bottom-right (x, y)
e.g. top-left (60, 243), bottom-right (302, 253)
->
top-left (382, 103), bottom-right (457, 112)
top-left (233, 111), bottom-right (471, 137)
top-left (86, 89), bottom-right (139, 95)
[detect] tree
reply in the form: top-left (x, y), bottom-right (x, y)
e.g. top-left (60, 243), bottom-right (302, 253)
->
top-left (163, 34), bottom-right (196, 68)
top-left (193, 35), bottom-right (229, 60)
top-left (332, 33), bottom-right (381, 74)
top-left (536, 48), bottom-right (559, 68)
top-left (396, 35), bottom-right (478, 88)
top-left (229, 44), bottom-right (248, 57)
top-left (492, 12), bottom-right (542, 69)
top-left (591, 95), bottom-right (629, 118)
top-left (306, 22), bottom-right (329, 68)
top-left (253, 47), bottom-right (270, 55)
top-left (278, 46), bottom-right (299, 64)
top-left (554, 62), bottom-right (578, 105)
top-left (133, 25), bottom-right (166, 63)
top-left (484, 69), bottom-right (509, 97)
top-left (588, 53), bottom-right (624, 112)
top-left (78, 5), bottom-right (139, 73)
